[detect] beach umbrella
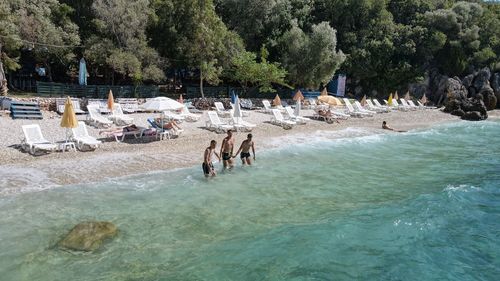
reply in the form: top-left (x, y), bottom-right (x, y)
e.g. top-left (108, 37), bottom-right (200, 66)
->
top-left (273, 94), bottom-right (282, 106)
top-left (60, 96), bottom-right (78, 142)
top-left (230, 90), bottom-right (237, 104)
top-left (178, 94), bottom-right (184, 104)
top-left (78, 58), bottom-right (87, 86)
top-left (420, 94), bottom-right (428, 105)
top-left (394, 91), bottom-right (399, 101)
top-left (404, 91), bottom-right (410, 101)
top-left (294, 99), bottom-right (301, 117)
top-left (107, 90), bottom-right (114, 110)
top-left (293, 90), bottom-right (304, 101)
top-left (320, 88), bottom-right (328, 96)
top-left (360, 95), bottom-right (367, 106)
top-left (142, 96), bottom-right (184, 112)
top-left (318, 95), bottom-right (342, 106)
top-left (388, 93), bottom-right (393, 106)
top-left (233, 96), bottom-right (242, 118)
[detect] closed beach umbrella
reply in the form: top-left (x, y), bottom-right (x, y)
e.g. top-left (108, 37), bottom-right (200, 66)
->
top-left (178, 94), bottom-right (184, 104)
top-left (294, 99), bottom-right (301, 116)
top-left (60, 96), bottom-right (78, 142)
top-left (320, 88), bottom-right (328, 96)
top-left (273, 94), bottom-right (282, 106)
top-left (404, 91), bottom-right (410, 100)
top-left (388, 93), bottom-right (393, 106)
top-left (142, 96), bottom-right (184, 112)
top-left (231, 90), bottom-right (236, 104)
top-left (394, 91), bottom-right (399, 101)
top-left (293, 90), bottom-right (304, 101)
top-left (78, 58), bottom-right (87, 86)
top-left (107, 90), bottom-right (114, 110)
top-left (360, 95), bottom-right (367, 106)
top-left (233, 96), bottom-right (242, 118)
top-left (420, 94), bottom-right (428, 105)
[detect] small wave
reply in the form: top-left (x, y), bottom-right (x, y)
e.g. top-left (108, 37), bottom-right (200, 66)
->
top-left (0, 166), bottom-right (59, 196)
top-left (444, 184), bottom-right (480, 192)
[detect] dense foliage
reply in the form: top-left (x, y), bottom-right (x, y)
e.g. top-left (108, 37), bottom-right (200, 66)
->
top-left (1, 0), bottom-right (499, 96)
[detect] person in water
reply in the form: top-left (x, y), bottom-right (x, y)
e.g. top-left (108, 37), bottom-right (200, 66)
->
top-left (220, 130), bottom-right (235, 169)
top-left (233, 133), bottom-right (256, 165)
top-left (382, 121), bottom-right (406, 132)
top-left (203, 140), bottom-right (220, 177)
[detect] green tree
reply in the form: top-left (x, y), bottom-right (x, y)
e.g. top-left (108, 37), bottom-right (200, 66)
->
top-left (277, 21), bottom-right (345, 89)
top-left (229, 48), bottom-right (288, 94)
top-left (85, 0), bottom-right (165, 84)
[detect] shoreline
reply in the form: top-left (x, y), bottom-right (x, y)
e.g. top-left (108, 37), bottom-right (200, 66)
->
top-left (1, 109), bottom-right (499, 194)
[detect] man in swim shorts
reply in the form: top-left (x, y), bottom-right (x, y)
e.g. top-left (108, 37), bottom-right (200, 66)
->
top-left (233, 133), bottom-right (255, 165)
top-left (203, 140), bottom-right (220, 177)
top-left (382, 121), bottom-right (406, 132)
top-left (220, 130), bottom-right (235, 169)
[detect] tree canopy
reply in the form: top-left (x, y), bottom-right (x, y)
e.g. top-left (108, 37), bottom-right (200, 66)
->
top-left (1, 0), bottom-right (499, 96)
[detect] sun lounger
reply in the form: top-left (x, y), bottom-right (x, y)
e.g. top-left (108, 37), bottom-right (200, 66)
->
top-left (87, 104), bottom-right (113, 128)
top-left (354, 101), bottom-right (376, 116)
top-left (400, 99), bottom-right (417, 111)
top-left (206, 111), bottom-right (234, 133)
top-left (342, 98), bottom-right (371, 117)
top-left (406, 100), bottom-right (421, 110)
top-left (284, 106), bottom-right (308, 124)
top-left (147, 118), bottom-right (177, 140)
top-left (373, 99), bottom-right (391, 111)
top-left (117, 98), bottom-right (139, 113)
top-left (366, 99), bottom-right (390, 113)
top-left (71, 121), bottom-right (102, 150)
top-left (87, 99), bottom-right (111, 114)
top-left (110, 103), bottom-right (134, 125)
top-left (270, 109), bottom-right (295, 129)
top-left (231, 116), bottom-right (256, 132)
top-left (417, 101), bottom-right (436, 109)
top-left (179, 106), bottom-right (201, 122)
top-left (260, 100), bottom-right (274, 114)
top-left (391, 99), bottom-right (410, 111)
top-left (162, 111), bottom-right (185, 122)
top-left (214, 102), bottom-right (232, 118)
top-left (21, 124), bottom-right (57, 155)
top-left (56, 98), bottom-right (85, 115)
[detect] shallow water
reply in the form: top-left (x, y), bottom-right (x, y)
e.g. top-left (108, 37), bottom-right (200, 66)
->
top-left (1, 121), bottom-right (499, 280)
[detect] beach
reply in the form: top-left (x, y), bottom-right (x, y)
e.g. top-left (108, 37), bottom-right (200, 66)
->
top-left (3, 108), bottom-right (497, 193)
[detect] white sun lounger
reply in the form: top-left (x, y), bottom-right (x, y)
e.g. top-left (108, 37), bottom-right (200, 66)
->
top-left (231, 116), bottom-right (256, 132)
top-left (87, 104), bottom-right (113, 128)
top-left (180, 106), bottom-right (201, 122)
top-left (206, 111), bottom-right (234, 133)
top-left (270, 109), bottom-right (295, 129)
top-left (71, 121), bottom-right (102, 150)
top-left (260, 100), bottom-right (274, 114)
top-left (284, 106), bottom-right (308, 124)
top-left (87, 99), bottom-right (111, 114)
top-left (390, 99), bottom-right (410, 111)
top-left (110, 104), bottom-right (134, 125)
top-left (214, 102), bottom-right (232, 118)
top-left (21, 124), bottom-right (57, 155)
top-left (400, 99), bottom-right (417, 111)
top-left (56, 98), bottom-right (86, 115)
top-left (374, 99), bottom-right (390, 110)
top-left (343, 98), bottom-right (371, 117)
top-left (229, 103), bottom-right (250, 117)
top-left (366, 99), bottom-right (390, 113)
top-left (354, 101), bottom-right (376, 116)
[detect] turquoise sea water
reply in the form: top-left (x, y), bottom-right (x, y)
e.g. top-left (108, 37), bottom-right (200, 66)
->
top-left (0, 121), bottom-right (499, 281)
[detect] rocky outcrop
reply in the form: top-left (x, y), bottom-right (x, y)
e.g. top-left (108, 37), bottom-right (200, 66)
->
top-left (58, 221), bottom-right (118, 252)
top-left (492, 73), bottom-right (500, 109)
top-left (444, 94), bottom-right (488, 121)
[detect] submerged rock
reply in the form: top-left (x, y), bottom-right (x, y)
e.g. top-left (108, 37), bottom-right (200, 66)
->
top-left (58, 221), bottom-right (118, 252)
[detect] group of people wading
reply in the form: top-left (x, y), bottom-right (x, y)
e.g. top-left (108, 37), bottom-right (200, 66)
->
top-left (202, 130), bottom-right (256, 177)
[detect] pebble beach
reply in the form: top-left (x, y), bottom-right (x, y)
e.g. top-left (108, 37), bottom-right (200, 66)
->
top-left (1, 107), bottom-right (498, 194)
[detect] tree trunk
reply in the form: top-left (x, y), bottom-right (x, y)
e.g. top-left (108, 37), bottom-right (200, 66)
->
top-left (200, 66), bottom-right (205, 98)
top-left (0, 43), bottom-right (8, 96)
